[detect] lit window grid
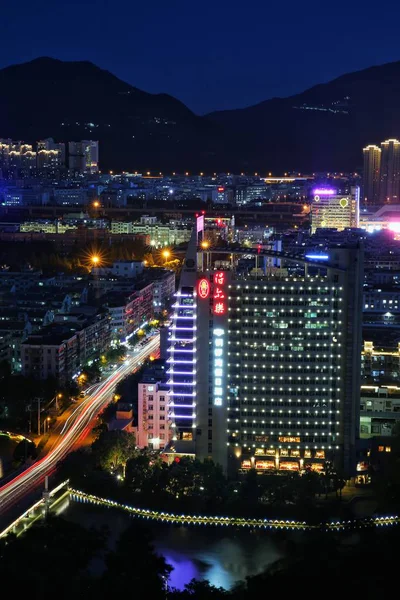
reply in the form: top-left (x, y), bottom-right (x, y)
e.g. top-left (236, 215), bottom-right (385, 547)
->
top-left (226, 281), bottom-right (344, 452)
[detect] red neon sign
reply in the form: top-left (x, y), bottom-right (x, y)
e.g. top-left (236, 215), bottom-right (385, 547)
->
top-left (214, 287), bottom-right (225, 300)
top-left (214, 302), bottom-right (226, 315)
top-left (213, 271), bottom-right (227, 315)
top-left (197, 278), bottom-right (210, 299)
top-left (214, 272), bottom-right (225, 285)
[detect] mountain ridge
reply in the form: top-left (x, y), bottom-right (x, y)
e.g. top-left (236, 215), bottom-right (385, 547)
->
top-left (1, 57), bottom-right (400, 171)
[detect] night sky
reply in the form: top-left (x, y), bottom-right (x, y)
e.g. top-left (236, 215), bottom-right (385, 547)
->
top-left (2, 0), bottom-right (400, 114)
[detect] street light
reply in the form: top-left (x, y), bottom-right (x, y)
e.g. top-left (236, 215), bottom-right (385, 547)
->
top-left (91, 255), bottom-right (100, 266)
top-left (93, 200), bottom-right (100, 208)
top-left (201, 241), bottom-right (209, 249)
top-left (44, 417), bottom-right (50, 434)
top-left (162, 250), bottom-right (170, 264)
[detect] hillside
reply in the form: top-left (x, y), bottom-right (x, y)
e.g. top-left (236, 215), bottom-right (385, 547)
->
top-left (0, 57), bottom-right (222, 172)
top-left (207, 61), bottom-right (400, 172)
top-left (2, 57), bottom-right (400, 172)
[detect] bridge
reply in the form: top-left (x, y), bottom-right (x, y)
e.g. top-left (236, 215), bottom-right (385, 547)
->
top-left (0, 479), bottom-right (69, 539)
top-left (0, 482), bottom-right (398, 536)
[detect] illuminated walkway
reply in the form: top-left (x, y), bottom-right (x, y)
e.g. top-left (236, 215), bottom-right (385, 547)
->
top-left (70, 489), bottom-right (399, 532)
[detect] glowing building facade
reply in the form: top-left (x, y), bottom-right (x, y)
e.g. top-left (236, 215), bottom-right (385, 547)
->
top-left (363, 145), bottom-right (381, 204)
top-left (311, 187), bottom-right (360, 233)
top-left (380, 139), bottom-right (400, 204)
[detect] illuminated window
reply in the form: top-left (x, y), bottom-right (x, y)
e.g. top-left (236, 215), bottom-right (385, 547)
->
top-left (385, 446), bottom-right (392, 453)
top-left (378, 445), bottom-right (384, 452)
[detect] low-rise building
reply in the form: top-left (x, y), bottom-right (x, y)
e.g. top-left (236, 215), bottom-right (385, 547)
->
top-left (21, 312), bottom-right (110, 384)
top-left (107, 283), bottom-right (153, 342)
top-left (137, 361), bottom-right (170, 450)
top-left (0, 320), bottom-right (33, 371)
top-left (111, 261), bottom-right (144, 279)
top-left (108, 402), bottom-right (135, 433)
top-left (150, 269), bottom-right (175, 310)
top-left (0, 332), bottom-right (12, 364)
top-left (362, 340), bottom-right (400, 384)
top-left (360, 385), bottom-right (400, 438)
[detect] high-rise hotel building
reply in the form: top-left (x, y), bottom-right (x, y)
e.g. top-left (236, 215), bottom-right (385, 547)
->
top-left (167, 224), bottom-right (364, 476)
top-left (311, 187), bottom-right (360, 233)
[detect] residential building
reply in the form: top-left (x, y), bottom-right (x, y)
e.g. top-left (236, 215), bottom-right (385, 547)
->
top-left (107, 283), bottom-right (153, 342)
top-left (0, 270), bottom-right (43, 292)
top-left (0, 332), bottom-right (12, 364)
top-left (21, 312), bottom-right (110, 384)
top-left (137, 361), bottom-right (170, 450)
top-left (151, 269), bottom-right (175, 310)
top-left (0, 320), bottom-right (33, 371)
top-left (361, 340), bottom-right (400, 385)
top-left (363, 145), bottom-right (381, 204)
top-left (360, 385), bottom-right (400, 438)
top-left (111, 261), bottom-right (144, 279)
top-left (68, 140), bottom-right (99, 173)
top-left (111, 221), bottom-right (134, 234)
top-left (37, 138), bottom-right (65, 173)
top-left (380, 139), bottom-right (400, 204)
top-left (53, 188), bottom-right (88, 206)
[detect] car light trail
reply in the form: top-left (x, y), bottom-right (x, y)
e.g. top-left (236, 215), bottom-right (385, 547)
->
top-left (0, 335), bottom-right (160, 516)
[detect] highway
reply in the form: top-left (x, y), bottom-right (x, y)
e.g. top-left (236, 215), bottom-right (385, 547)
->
top-left (0, 335), bottom-right (159, 516)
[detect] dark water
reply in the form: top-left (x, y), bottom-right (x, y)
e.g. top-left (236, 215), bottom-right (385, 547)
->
top-left (56, 496), bottom-right (284, 590)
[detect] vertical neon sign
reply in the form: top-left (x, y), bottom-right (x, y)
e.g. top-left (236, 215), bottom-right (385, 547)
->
top-left (213, 271), bottom-right (226, 315)
top-left (213, 271), bottom-right (227, 406)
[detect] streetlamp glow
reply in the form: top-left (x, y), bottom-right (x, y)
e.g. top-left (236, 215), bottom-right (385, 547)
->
top-left (91, 255), bottom-right (100, 266)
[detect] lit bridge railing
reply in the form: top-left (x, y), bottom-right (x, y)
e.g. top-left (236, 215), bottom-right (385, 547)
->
top-left (69, 489), bottom-right (400, 532)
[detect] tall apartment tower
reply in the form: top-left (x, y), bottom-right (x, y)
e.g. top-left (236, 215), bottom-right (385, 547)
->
top-left (379, 139), bottom-right (400, 204)
top-left (167, 225), bottom-right (364, 477)
top-left (68, 140), bottom-right (99, 173)
top-left (363, 145), bottom-right (381, 204)
top-left (37, 138), bottom-right (66, 171)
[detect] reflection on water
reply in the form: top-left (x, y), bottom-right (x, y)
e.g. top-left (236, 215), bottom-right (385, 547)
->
top-left (59, 497), bottom-right (282, 590)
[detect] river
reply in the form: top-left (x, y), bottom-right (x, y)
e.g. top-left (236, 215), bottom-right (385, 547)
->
top-left (56, 495), bottom-right (285, 590)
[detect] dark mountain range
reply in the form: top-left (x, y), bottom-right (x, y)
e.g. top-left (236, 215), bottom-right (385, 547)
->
top-left (208, 61), bottom-right (400, 173)
top-left (1, 57), bottom-right (400, 172)
top-left (0, 57), bottom-right (223, 172)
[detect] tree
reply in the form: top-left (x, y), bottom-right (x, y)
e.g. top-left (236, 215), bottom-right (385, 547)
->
top-left (91, 429), bottom-right (137, 472)
top-left (99, 522), bottom-right (172, 599)
top-left (0, 517), bottom-right (104, 596)
top-left (169, 579), bottom-right (228, 598)
top-left (81, 362), bottom-right (101, 383)
top-left (105, 346), bottom-right (126, 363)
top-left (13, 438), bottom-right (37, 464)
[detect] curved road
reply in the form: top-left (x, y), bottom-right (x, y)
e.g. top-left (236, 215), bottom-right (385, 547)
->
top-left (0, 335), bottom-right (159, 516)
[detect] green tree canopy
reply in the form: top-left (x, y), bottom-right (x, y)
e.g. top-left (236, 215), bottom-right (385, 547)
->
top-left (91, 429), bottom-right (137, 471)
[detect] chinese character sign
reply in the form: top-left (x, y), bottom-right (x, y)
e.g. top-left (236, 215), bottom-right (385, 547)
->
top-left (213, 272), bottom-right (226, 315)
top-left (214, 272), bottom-right (225, 286)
